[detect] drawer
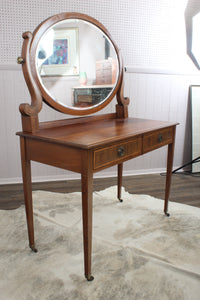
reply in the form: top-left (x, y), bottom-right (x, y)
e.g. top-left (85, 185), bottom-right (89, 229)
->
top-left (94, 137), bottom-right (142, 170)
top-left (143, 127), bottom-right (173, 153)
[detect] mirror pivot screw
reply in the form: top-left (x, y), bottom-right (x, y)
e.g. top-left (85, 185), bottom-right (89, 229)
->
top-left (17, 57), bottom-right (24, 64)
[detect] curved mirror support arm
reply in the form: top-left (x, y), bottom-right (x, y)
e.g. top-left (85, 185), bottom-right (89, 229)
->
top-left (116, 58), bottom-right (130, 118)
top-left (18, 32), bottom-right (43, 132)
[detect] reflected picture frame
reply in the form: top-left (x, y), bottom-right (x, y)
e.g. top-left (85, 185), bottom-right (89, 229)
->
top-left (38, 27), bottom-right (79, 76)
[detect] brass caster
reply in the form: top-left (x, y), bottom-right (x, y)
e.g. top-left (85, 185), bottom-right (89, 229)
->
top-left (30, 245), bottom-right (38, 253)
top-left (164, 212), bottom-right (170, 217)
top-left (86, 275), bottom-right (94, 281)
top-left (118, 198), bottom-right (123, 203)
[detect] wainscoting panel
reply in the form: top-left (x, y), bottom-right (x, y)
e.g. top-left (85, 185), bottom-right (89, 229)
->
top-left (1, 66), bottom-right (200, 183)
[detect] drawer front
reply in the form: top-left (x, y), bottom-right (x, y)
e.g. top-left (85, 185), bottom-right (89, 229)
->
top-left (94, 137), bottom-right (142, 170)
top-left (143, 127), bottom-right (173, 153)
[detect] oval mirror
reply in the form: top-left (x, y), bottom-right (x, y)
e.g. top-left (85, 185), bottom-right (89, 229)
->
top-left (30, 13), bottom-right (121, 115)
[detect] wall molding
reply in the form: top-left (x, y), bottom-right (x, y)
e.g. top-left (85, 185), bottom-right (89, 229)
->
top-left (0, 64), bottom-right (20, 71)
top-left (1, 64), bottom-right (200, 76)
top-left (125, 65), bottom-right (200, 76)
top-left (0, 167), bottom-right (176, 185)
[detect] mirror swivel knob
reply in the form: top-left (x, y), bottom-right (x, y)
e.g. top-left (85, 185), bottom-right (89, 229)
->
top-left (17, 57), bottom-right (24, 64)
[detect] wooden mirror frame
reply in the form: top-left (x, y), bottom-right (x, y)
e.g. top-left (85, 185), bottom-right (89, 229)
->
top-left (17, 12), bottom-right (129, 133)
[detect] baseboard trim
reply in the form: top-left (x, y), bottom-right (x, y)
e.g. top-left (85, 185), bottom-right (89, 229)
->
top-left (0, 167), bottom-right (173, 185)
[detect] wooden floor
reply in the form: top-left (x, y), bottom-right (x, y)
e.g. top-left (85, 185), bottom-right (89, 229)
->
top-left (0, 172), bottom-right (199, 210)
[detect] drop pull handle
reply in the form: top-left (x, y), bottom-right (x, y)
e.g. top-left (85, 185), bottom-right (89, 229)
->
top-left (117, 146), bottom-right (125, 157)
top-left (158, 134), bottom-right (163, 142)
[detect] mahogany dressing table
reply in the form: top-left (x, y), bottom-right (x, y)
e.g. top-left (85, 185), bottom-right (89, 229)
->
top-left (17, 12), bottom-right (178, 281)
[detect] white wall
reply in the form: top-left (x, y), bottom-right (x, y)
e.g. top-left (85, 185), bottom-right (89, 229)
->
top-left (1, 0), bottom-right (200, 184)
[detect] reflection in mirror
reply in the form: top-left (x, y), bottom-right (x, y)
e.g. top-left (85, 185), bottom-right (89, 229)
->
top-left (191, 86), bottom-right (200, 173)
top-left (36, 19), bottom-right (119, 109)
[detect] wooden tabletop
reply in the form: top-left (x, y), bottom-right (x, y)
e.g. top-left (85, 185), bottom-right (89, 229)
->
top-left (17, 117), bottom-right (177, 149)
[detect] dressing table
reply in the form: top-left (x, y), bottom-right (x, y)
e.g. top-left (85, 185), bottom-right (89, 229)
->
top-left (17, 12), bottom-right (178, 281)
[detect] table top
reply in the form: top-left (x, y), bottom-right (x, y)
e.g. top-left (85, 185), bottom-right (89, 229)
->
top-left (17, 117), bottom-right (177, 149)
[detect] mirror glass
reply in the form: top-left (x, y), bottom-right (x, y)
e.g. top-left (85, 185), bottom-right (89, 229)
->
top-left (35, 19), bottom-right (119, 110)
top-left (190, 86), bottom-right (200, 173)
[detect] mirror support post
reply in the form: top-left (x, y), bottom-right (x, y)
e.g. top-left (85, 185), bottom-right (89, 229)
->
top-left (18, 31), bottom-right (42, 133)
top-left (116, 67), bottom-right (129, 118)
top-left (21, 115), bottom-right (39, 133)
top-left (116, 104), bottom-right (128, 118)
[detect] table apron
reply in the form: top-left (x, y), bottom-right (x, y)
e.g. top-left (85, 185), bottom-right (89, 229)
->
top-left (26, 138), bottom-right (83, 173)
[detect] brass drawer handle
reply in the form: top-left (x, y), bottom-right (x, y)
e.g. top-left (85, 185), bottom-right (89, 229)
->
top-left (158, 134), bottom-right (163, 142)
top-left (117, 146), bottom-right (125, 157)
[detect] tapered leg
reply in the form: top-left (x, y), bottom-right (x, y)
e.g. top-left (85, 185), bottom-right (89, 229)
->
top-left (81, 170), bottom-right (94, 281)
top-left (20, 137), bottom-right (37, 252)
top-left (164, 140), bottom-right (175, 217)
top-left (117, 163), bottom-right (123, 202)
